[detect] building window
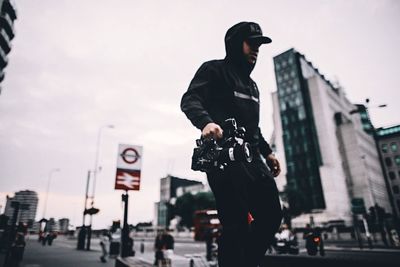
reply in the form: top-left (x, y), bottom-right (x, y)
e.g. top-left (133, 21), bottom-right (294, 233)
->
top-left (295, 95), bottom-right (302, 106)
top-left (301, 126), bottom-right (307, 135)
top-left (295, 144), bottom-right (301, 154)
top-left (306, 159), bottom-right (312, 169)
top-left (286, 146), bottom-right (292, 156)
top-left (389, 171), bottom-right (396, 180)
top-left (282, 115), bottom-right (288, 125)
top-left (284, 73), bottom-right (289, 80)
top-left (381, 144), bottom-right (388, 153)
top-left (304, 143), bottom-right (309, 152)
top-left (391, 142), bottom-right (398, 152)
top-left (280, 100), bottom-right (286, 111)
top-left (385, 157), bottom-right (392, 167)
top-left (298, 107), bottom-right (306, 120)
top-left (393, 185), bottom-right (400, 194)
top-left (395, 155), bottom-right (400, 166)
top-left (283, 130), bottom-right (291, 140)
top-left (292, 114), bottom-right (297, 123)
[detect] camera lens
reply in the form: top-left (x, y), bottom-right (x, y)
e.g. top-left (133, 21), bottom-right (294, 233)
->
top-left (218, 143), bottom-right (253, 163)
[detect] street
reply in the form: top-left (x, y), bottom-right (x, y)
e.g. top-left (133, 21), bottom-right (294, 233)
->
top-left (17, 236), bottom-right (114, 267)
top-left (1, 235), bottom-right (398, 267)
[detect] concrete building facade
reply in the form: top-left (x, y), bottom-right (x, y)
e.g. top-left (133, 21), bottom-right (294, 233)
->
top-left (376, 125), bottom-right (400, 217)
top-left (0, 0), bottom-right (17, 92)
top-left (272, 48), bottom-right (391, 227)
top-left (156, 175), bottom-right (202, 227)
top-left (4, 190), bottom-right (39, 227)
top-left (58, 218), bottom-right (70, 233)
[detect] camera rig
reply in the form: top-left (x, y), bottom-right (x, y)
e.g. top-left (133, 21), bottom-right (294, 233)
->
top-left (191, 118), bottom-right (253, 172)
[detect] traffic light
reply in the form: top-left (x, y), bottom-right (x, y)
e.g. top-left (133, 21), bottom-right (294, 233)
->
top-left (84, 207), bottom-right (100, 215)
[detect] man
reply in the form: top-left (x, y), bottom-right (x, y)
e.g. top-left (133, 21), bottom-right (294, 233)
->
top-left (181, 22), bottom-right (282, 267)
top-left (99, 230), bottom-right (110, 263)
top-left (153, 230), bottom-right (165, 266)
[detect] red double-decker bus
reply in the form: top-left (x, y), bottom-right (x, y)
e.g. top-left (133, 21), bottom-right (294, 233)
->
top-left (193, 209), bottom-right (221, 241)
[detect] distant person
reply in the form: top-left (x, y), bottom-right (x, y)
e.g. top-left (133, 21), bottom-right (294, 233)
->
top-left (154, 230), bottom-right (165, 266)
top-left (100, 230), bottom-right (111, 263)
top-left (205, 228), bottom-right (214, 261)
top-left (205, 228), bottom-right (219, 261)
top-left (162, 230), bottom-right (174, 267)
top-left (9, 233), bottom-right (26, 266)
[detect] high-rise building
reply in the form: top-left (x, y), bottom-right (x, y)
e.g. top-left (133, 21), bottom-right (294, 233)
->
top-left (376, 125), bottom-right (400, 217)
top-left (272, 48), bottom-right (391, 227)
top-left (0, 0), bottom-right (17, 93)
top-left (58, 218), bottom-right (70, 234)
top-left (4, 190), bottom-right (39, 227)
top-left (156, 175), bottom-right (202, 227)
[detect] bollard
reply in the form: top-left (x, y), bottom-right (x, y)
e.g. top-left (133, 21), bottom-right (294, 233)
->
top-left (189, 258), bottom-right (194, 267)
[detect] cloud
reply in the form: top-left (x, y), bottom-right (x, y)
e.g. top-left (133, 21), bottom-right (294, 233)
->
top-left (1, 0), bottom-right (399, 228)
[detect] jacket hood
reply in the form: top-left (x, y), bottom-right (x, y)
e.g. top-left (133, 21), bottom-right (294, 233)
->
top-left (225, 22), bottom-right (256, 75)
top-left (224, 22), bottom-right (271, 76)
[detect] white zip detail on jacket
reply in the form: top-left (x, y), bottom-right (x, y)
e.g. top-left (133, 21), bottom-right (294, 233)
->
top-left (234, 91), bottom-right (259, 103)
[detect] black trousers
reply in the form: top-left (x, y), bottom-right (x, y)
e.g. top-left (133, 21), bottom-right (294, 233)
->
top-left (207, 157), bottom-right (282, 267)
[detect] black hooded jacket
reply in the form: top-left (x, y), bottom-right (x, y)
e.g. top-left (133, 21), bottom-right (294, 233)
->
top-left (180, 23), bottom-right (273, 158)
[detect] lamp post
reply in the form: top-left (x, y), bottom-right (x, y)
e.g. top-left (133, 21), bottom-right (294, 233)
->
top-left (86, 124), bottom-right (114, 250)
top-left (42, 168), bottom-right (60, 220)
top-left (41, 168), bottom-right (60, 235)
top-left (91, 124), bottom-right (114, 205)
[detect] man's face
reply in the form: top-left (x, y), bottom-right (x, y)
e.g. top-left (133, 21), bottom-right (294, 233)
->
top-left (243, 40), bottom-right (261, 64)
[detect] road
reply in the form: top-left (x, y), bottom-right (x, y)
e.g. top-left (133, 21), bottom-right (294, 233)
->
top-left (18, 236), bottom-right (115, 267)
top-left (2, 235), bottom-right (399, 267)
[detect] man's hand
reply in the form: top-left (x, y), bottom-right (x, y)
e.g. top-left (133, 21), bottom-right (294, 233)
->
top-left (202, 122), bottom-right (223, 140)
top-left (266, 154), bottom-right (281, 177)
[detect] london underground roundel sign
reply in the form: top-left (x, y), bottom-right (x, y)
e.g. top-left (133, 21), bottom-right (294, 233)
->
top-left (115, 144), bottom-right (143, 191)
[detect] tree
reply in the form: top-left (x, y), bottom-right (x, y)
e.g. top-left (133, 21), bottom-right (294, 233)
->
top-left (174, 192), bottom-right (216, 228)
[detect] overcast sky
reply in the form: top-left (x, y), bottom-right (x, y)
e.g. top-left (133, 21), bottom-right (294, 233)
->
top-left (0, 0), bottom-right (399, 229)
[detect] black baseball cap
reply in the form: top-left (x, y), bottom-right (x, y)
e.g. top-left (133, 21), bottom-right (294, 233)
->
top-left (244, 22), bottom-right (272, 45)
top-left (225, 22), bottom-right (272, 47)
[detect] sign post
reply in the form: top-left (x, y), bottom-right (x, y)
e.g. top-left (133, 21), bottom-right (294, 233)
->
top-left (115, 144), bottom-right (143, 258)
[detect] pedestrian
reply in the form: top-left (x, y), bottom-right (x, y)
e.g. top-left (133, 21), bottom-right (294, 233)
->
top-left (181, 21), bottom-right (282, 267)
top-left (8, 232), bottom-right (26, 266)
top-left (162, 230), bottom-right (174, 267)
top-left (153, 230), bottom-right (165, 266)
top-left (205, 228), bottom-right (214, 261)
top-left (99, 230), bottom-right (110, 263)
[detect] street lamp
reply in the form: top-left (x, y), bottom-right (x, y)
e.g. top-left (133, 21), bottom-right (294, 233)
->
top-left (85, 124), bottom-right (114, 251)
top-left (91, 124), bottom-right (114, 205)
top-left (42, 168), bottom-right (60, 220)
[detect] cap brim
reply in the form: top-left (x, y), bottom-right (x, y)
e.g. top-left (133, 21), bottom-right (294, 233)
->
top-left (247, 35), bottom-right (272, 45)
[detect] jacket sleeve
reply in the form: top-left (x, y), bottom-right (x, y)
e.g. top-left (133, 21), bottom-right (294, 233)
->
top-left (258, 127), bottom-right (273, 157)
top-left (180, 62), bottom-right (214, 130)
